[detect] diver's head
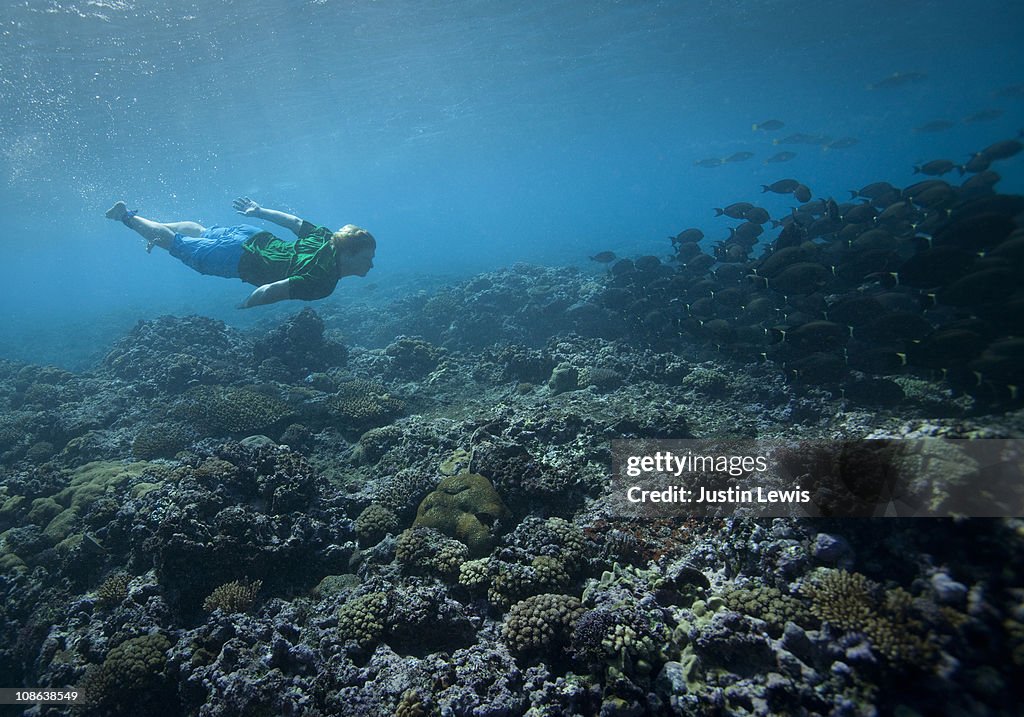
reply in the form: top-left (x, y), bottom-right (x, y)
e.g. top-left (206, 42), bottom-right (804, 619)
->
top-left (333, 224), bottom-right (376, 277)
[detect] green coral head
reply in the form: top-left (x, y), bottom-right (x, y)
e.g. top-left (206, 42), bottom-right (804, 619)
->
top-left (412, 472), bottom-right (509, 558)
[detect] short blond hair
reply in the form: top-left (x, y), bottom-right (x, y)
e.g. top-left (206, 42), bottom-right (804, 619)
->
top-left (332, 224), bottom-right (376, 254)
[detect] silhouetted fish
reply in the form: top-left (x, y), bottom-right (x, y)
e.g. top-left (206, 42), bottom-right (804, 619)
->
top-left (672, 228), bottom-right (704, 246)
top-left (913, 160), bottom-right (956, 176)
top-left (993, 84), bottom-right (1024, 99)
top-left (978, 138), bottom-right (1023, 161)
top-left (753, 119), bottom-right (785, 131)
top-left (868, 71), bottom-right (927, 89)
top-left (695, 158), bottom-right (723, 168)
top-left (914, 120), bottom-right (954, 133)
top-left (825, 137), bottom-right (860, 150)
top-left (765, 151), bottom-right (797, 163)
top-left (762, 179), bottom-right (800, 194)
top-left (590, 251), bottom-right (617, 263)
top-left (715, 202), bottom-right (754, 219)
top-left (776, 133), bottom-right (820, 145)
top-left (793, 184), bottom-right (812, 203)
top-left (850, 181), bottom-right (896, 200)
top-left (963, 109), bottom-right (1004, 123)
top-left (726, 152), bottom-right (755, 163)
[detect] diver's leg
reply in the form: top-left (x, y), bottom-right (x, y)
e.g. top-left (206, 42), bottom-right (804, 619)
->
top-left (105, 202), bottom-right (205, 250)
top-left (164, 221), bottom-right (206, 237)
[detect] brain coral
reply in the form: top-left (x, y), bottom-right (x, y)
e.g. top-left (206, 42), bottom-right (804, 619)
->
top-left (412, 472), bottom-right (509, 558)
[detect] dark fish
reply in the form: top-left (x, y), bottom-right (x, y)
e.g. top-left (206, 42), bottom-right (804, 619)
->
top-left (634, 255), bottom-right (662, 272)
top-left (847, 347), bottom-right (908, 374)
top-left (674, 241), bottom-right (704, 262)
top-left (855, 311), bottom-right (933, 344)
top-left (994, 84), bottom-right (1024, 99)
top-left (768, 262), bottom-right (833, 294)
top-left (911, 184), bottom-right (957, 209)
top-left (590, 251), bottom-right (617, 263)
top-left (775, 320), bottom-right (850, 352)
top-left (753, 119), bottom-right (785, 131)
top-left (715, 202), bottom-right (754, 219)
top-left (893, 246), bottom-right (976, 287)
top-left (695, 158), bottom-right (723, 168)
top-left (793, 184), bottom-right (812, 203)
top-left (907, 328), bottom-right (987, 368)
top-left (850, 181), bottom-right (896, 200)
top-left (826, 295), bottom-right (886, 326)
top-left (978, 138), bottom-right (1023, 162)
top-left (960, 153), bottom-right (992, 174)
top-left (610, 259), bottom-right (635, 276)
top-left (685, 253), bottom-right (716, 273)
top-left (937, 267), bottom-right (1018, 307)
top-left (765, 151), bottom-right (797, 163)
top-left (730, 221), bottom-right (764, 242)
top-left (762, 179), bottom-right (800, 194)
top-left (960, 170), bottom-right (1001, 195)
top-left (902, 179), bottom-right (950, 199)
top-left (755, 245), bottom-right (819, 278)
top-left (868, 71), bottom-right (927, 90)
top-left (776, 133), bottom-right (820, 145)
top-left (726, 151), bottom-right (755, 162)
top-left (913, 160), bottom-right (956, 176)
top-left (743, 207), bottom-right (771, 225)
top-left (876, 200), bottom-right (915, 222)
top-left (914, 120), bottom-right (954, 133)
top-left (825, 137), bottom-right (860, 150)
top-left (840, 202), bottom-right (878, 224)
top-left (783, 352), bottom-right (848, 384)
top-left (673, 228), bottom-right (704, 244)
top-left (840, 377), bottom-right (905, 406)
top-left (963, 109), bottom-right (1004, 123)
top-left (932, 211), bottom-right (1016, 251)
top-left (991, 86), bottom-right (1024, 100)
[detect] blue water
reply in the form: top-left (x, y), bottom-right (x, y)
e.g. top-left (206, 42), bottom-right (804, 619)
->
top-left (1, 0), bottom-right (1023, 368)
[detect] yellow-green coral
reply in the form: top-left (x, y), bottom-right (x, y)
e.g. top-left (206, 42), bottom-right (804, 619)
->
top-left (800, 568), bottom-right (938, 668)
top-left (355, 504), bottom-right (400, 545)
top-left (412, 472), bottom-right (508, 558)
top-left (396, 527), bottom-right (469, 577)
top-left (722, 585), bottom-right (810, 632)
top-left (338, 591), bottom-right (390, 648)
top-left (439, 448), bottom-right (472, 476)
top-left (501, 593), bottom-right (585, 654)
top-left (459, 558), bottom-right (492, 592)
top-left (82, 633), bottom-right (171, 707)
top-left (488, 556), bottom-right (571, 609)
top-left (173, 386), bottom-right (292, 435)
top-left (202, 579), bottom-right (262, 613)
top-left (96, 573), bottom-right (131, 609)
top-left (326, 380), bottom-right (405, 432)
top-left (132, 422), bottom-right (196, 459)
top-left (36, 461), bottom-right (151, 544)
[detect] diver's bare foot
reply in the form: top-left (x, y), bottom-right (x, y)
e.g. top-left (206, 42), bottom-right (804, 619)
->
top-left (105, 201), bottom-right (128, 221)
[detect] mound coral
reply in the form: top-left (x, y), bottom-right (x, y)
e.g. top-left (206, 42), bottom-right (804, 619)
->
top-left (173, 386), bottom-right (292, 436)
top-left (412, 472), bottom-right (509, 558)
top-left (501, 593), bottom-right (585, 654)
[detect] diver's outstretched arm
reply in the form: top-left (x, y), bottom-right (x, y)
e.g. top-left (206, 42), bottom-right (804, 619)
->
top-left (232, 196), bottom-right (303, 235)
top-left (238, 278), bottom-right (292, 309)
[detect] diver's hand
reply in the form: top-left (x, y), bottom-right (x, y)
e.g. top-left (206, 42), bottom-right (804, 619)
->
top-left (232, 196), bottom-right (261, 217)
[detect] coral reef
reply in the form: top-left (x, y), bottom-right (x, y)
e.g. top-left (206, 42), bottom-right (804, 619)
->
top-left (2, 264), bottom-right (1024, 717)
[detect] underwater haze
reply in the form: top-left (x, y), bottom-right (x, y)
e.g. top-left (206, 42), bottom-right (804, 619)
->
top-left (1, 0), bottom-right (1022, 367)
